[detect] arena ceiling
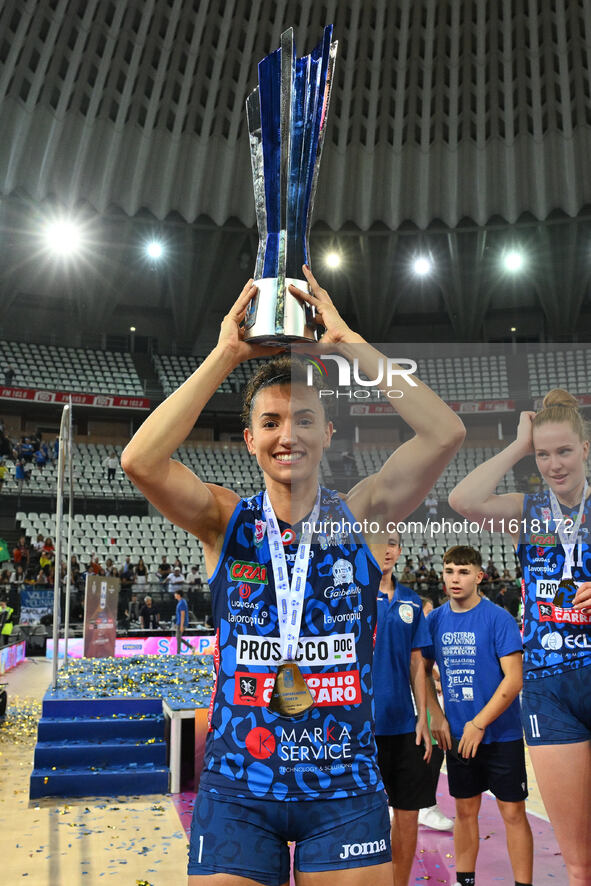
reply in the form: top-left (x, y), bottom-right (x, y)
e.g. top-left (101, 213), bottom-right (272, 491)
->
top-left (2, 0), bottom-right (591, 344)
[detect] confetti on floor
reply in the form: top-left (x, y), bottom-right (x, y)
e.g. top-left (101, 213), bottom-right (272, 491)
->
top-left (47, 654), bottom-right (215, 709)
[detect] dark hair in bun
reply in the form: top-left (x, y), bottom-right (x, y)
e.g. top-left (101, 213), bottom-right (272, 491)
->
top-left (533, 388), bottom-right (589, 441)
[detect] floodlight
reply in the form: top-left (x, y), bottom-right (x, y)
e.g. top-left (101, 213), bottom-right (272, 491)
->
top-left (324, 251), bottom-right (342, 269)
top-left (43, 219), bottom-right (84, 257)
top-left (146, 241), bottom-right (164, 260)
top-left (503, 250), bottom-right (524, 272)
top-left (413, 256), bottom-right (432, 276)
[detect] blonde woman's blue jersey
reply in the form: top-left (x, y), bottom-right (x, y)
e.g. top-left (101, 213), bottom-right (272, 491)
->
top-left (200, 487), bottom-right (384, 802)
top-left (518, 491), bottom-right (591, 679)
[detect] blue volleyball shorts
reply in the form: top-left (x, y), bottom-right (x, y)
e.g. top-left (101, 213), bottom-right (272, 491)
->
top-left (187, 789), bottom-right (391, 884)
top-left (521, 665), bottom-right (591, 746)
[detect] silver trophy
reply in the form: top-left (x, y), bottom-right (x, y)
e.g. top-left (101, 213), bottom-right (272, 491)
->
top-left (244, 26), bottom-right (337, 344)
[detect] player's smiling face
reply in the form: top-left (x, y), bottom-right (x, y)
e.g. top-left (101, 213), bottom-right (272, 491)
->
top-left (244, 383), bottom-right (332, 485)
top-left (443, 562), bottom-right (483, 608)
top-left (533, 421), bottom-right (589, 504)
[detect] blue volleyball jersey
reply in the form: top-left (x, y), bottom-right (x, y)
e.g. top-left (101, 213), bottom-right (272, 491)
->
top-left (518, 491), bottom-right (591, 679)
top-left (199, 487), bottom-right (384, 801)
top-left (373, 582), bottom-right (431, 736)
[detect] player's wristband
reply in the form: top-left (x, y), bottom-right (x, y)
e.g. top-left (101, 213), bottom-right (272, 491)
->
top-left (471, 720), bottom-right (485, 731)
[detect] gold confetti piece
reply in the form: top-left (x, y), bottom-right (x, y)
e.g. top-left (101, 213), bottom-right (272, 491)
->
top-left (43, 777), bottom-right (49, 784)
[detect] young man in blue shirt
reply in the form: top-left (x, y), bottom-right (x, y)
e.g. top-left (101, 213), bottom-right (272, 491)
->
top-left (424, 546), bottom-right (533, 886)
top-left (373, 533), bottom-right (451, 886)
top-left (174, 589), bottom-right (191, 654)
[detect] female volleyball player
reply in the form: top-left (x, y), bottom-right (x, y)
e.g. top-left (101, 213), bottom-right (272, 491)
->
top-left (122, 265), bottom-right (465, 886)
top-left (449, 389), bottom-right (591, 885)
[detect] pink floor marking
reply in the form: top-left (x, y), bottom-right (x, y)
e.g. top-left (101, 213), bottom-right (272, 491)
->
top-left (410, 774), bottom-right (565, 884)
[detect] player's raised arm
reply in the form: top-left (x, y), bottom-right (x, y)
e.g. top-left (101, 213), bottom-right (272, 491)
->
top-left (289, 265), bottom-right (466, 524)
top-left (347, 357), bottom-right (466, 523)
top-left (448, 411), bottom-right (536, 534)
top-left (121, 280), bottom-right (278, 548)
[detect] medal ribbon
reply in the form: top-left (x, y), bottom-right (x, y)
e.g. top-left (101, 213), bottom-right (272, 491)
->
top-left (548, 479), bottom-right (588, 579)
top-left (263, 488), bottom-right (321, 662)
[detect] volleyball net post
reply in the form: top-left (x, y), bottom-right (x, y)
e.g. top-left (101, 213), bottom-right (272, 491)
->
top-left (63, 400), bottom-right (74, 669)
top-left (51, 403), bottom-right (73, 690)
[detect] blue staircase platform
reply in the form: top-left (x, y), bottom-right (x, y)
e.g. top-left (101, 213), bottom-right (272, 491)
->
top-left (30, 695), bottom-right (169, 799)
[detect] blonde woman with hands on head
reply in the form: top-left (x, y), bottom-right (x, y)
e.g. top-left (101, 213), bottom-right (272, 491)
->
top-left (449, 389), bottom-right (591, 886)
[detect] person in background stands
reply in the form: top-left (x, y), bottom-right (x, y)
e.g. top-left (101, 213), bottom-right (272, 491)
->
top-left (104, 558), bottom-right (119, 578)
top-left (134, 556), bottom-right (148, 586)
top-left (18, 437), bottom-right (33, 462)
top-left (157, 555), bottom-right (171, 584)
top-left (103, 450), bottom-right (118, 481)
top-left (9, 564), bottom-right (25, 586)
top-left (167, 565), bottom-right (185, 590)
top-left (186, 566), bottom-right (201, 586)
top-left (87, 554), bottom-right (104, 576)
top-left (400, 563), bottom-right (416, 589)
top-left (69, 555), bottom-right (81, 587)
top-left (13, 536), bottom-right (29, 567)
top-left (34, 446), bottom-right (46, 469)
top-left (23, 459), bottom-right (33, 484)
top-left (425, 491), bottom-right (438, 519)
top-left (15, 459), bottom-right (25, 494)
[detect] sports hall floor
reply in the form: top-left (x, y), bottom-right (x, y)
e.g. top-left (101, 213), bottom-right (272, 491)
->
top-left (0, 657), bottom-right (565, 885)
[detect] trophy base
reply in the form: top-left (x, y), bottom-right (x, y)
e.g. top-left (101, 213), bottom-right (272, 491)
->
top-left (244, 277), bottom-right (318, 344)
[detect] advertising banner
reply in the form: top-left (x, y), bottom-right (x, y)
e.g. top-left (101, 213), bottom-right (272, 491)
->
top-left (20, 589), bottom-right (53, 625)
top-left (350, 399), bottom-right (515, 416)
top-left (47, 634), bottom-right (216, 659)
top-left (0, 385), bottom-right (149, 410)
top-left (0, 640), bottom-right (26, 674)
top-left (83, 575), bottom-right (119, 658)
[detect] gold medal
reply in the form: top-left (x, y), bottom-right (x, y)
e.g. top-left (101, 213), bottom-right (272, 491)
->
top-left (268, 661), bottom-right (314, 717)
top-left (552, 577), bottom-right (577, 608)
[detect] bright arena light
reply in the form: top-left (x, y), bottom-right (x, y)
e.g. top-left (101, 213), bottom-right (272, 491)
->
top-left (42, 219), bottom-right (84, 257)
top-left (324, 251), bottom-right (342, 269)
top-left (413, 256), bottom-right (432, 276)
top-left (146, 240), bottom-right (164, 260)
top-left (503, 250), bottom-right (525, 272)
